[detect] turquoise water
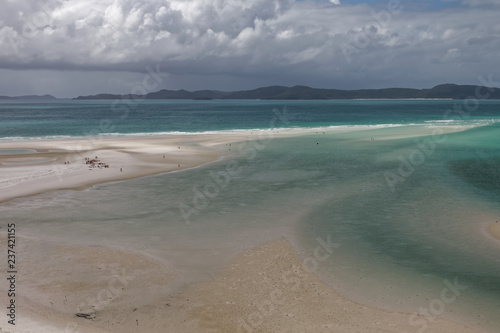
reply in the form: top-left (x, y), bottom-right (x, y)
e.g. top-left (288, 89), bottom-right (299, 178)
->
top-left (0, 149), bottom-right (37, 155)
top-left (1, 100), bottom-right (500, 331)
top-left (1, 99), bottom-right (499, 139)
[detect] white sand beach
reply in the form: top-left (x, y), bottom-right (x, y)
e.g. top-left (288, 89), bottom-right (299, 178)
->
top-left (0, 134), bottom-right (252, 203)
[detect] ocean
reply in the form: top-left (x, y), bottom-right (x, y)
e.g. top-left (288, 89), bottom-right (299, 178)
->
top-left (1, 99), bottom-right (499, 140)
top-left (1, 99), bottom-right (500, 331)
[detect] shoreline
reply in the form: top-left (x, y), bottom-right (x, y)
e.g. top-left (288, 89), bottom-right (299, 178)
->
top-left (0, 133), bottom-right (251, 204)
top-left (0, 127), bottom-right (369, 204)
top-left (0, 124), bottom-right (476, 204)
top-left (0, 121), bottom-right (485, 143)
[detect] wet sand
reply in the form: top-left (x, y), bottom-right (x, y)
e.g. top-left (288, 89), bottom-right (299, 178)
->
top-left (0, 235), bottom-right (487, 333)
top-left (486, 222), bottom-right (500, 242)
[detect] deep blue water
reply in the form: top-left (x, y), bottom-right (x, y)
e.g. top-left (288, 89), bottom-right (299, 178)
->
top-left (1, 99), bottom-right (499, 139)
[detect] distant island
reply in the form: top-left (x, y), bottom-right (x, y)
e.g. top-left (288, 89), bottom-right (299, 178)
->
top-left (73, 84), bottom-right (500, 100)
top-left (3, 84), bottom-right (500, 101)
top-left (0, 94), bottom-right (57, 100)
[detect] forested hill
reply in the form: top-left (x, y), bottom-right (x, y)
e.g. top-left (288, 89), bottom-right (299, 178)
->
top-left (73, 84), bottom-right (500, 100)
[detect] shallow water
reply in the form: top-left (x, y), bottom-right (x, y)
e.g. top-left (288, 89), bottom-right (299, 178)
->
top-left (294, 125), bottom-right (500, 331)
top-left (0, 149), bottom-right (38, 155)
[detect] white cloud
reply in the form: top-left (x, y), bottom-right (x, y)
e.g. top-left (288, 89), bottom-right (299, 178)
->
top-left (0, 0), bottom-right (498, 96)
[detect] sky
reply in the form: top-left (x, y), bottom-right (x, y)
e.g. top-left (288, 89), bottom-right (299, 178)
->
top-left (0, 0), bottom-right (499, 98)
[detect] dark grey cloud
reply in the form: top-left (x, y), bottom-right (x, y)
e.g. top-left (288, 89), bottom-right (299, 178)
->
top-left (0, 0), bottom-right (499, 97)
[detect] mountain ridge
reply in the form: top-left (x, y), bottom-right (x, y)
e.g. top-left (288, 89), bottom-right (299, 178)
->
top-left (0, 94), bottom-right (57, 100)
top-left (73, 84), bottom-right (500, 100)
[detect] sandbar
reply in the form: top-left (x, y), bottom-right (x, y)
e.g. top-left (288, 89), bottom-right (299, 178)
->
top-left (0, 125), bottom-right (473, 204)
top-left (0, 134), bottom-right (253, 203)
top-left (486, 222), bottom-right (500, 241)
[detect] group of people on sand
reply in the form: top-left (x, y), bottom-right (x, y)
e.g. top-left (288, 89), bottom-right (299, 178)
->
top-left (81, 153), bottom-right (181, 172)
top-left (85, 156), bottom-right (109, 169)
